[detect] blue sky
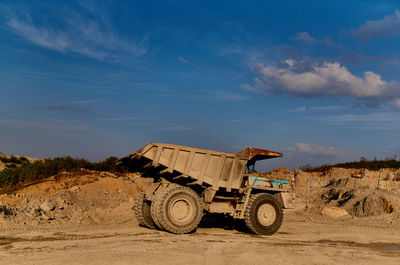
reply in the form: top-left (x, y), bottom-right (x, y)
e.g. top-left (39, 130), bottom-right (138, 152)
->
top-left (1, 0), bottom-right (400, 170)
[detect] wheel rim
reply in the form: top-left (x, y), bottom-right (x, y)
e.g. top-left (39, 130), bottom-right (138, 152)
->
top-left (168, 197), bottom-right (194, 224)
top-left (257, 203), bottom-right (276, 226)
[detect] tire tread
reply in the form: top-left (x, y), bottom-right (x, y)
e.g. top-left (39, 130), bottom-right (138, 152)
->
top-left (244, 193), bottom-right (283, 235)
top-left (133, 192), bottom-right (156, 229)
top-left (154, 186), bottom-right (203, 234)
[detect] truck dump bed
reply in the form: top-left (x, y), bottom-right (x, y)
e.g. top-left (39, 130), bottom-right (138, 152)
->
top-left (122, 143), bottom-right (282, 191)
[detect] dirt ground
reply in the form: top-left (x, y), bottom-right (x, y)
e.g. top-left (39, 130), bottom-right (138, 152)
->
top-left (1, 211), bottom-right (400, 265)
top-left (1, 167), bottom-right (400, 264)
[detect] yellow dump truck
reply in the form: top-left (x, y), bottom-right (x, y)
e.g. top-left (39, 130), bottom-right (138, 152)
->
top-left (119, 143), bottom-right (294, 235)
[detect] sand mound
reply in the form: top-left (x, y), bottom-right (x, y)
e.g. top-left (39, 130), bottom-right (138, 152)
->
top-left (0, 170), bottom-right (152, 229)
top-left (351, 194), bottom-right (396, 217)
top-left (320, 187), bottom-right (400, 218)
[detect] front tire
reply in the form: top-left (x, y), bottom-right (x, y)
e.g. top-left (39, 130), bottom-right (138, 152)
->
top-left (153, 186), bottom-right (203, 234)
top-left (244, 193), bottom-right (283, 235)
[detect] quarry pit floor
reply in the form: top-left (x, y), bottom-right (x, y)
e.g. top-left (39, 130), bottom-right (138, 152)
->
top-left (1, 216), bottom-right (400, 265)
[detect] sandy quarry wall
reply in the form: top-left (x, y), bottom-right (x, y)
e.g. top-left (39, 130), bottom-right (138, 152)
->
top-left (284, 168), bottom-right (400, 218)
top-left (263, 167), bottom-right (400, 194)
top-left (294, 168), bottom-right (400, 193)
top-left (1, 165), bottom-right (400, 229)
top-left (0, 170), bottom-right (153, 229)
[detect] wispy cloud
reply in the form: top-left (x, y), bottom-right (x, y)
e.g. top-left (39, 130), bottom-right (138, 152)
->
top-left (243, 59), bottom-right (400, 108)
top-left (324, 36), bottom-right (335, 48)
top-left (353, 10), bottom-right (400, 42)
top-left (129, 83), bottom-right (170, 92)
top-left (5, 8), bottom-right (147, 61)
top-left (189, 90), bottom-right (249, 102)
top-left (98, 116), bottom-right (140, 121)
top-left (283, 142), bottom-right (353, 158)
top-left (292, 32), bottom-right (317, 44)
top-left (155, 125), bottom-right (195, 131)
top-left (393, 98), bottom-right (400, 109)
top-left (289, 105), bottom-right (350, 112)
top-left (44, 104), bottom-right (92, 113)
top-left (313, 111), bottom-right (400, 131)
top-left (39, 99), bottom-right (100, 113)
top-left (178, 56), bottom-right (189, 63)
top-left (71, 99), bottom-right (101, 105)
top-left (213, 90), bottom-right (249, 101)
top-left (338, 51), bottom-right (400, 68)
top-left (278, 142), bottom-right (362, 168)
top-left (317, 112), bottom-right (400, 123)
top-left (0, 118), bottom-right (94, 138)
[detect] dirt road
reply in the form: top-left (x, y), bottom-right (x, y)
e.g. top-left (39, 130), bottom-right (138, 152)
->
top-left (1, 216), bottom-right (400, 265)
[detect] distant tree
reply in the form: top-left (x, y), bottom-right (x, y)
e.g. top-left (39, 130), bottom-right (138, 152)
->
top-left (298, 157), bottom-right (400, 172)
top-left (0, 156), bottom-right (120, 189)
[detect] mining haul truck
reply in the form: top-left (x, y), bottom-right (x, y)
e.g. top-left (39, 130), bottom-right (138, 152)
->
top-left (118, 143), bottom-right (295, 235)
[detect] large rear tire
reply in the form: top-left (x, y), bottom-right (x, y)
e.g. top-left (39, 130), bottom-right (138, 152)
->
top-left (244, 193), bottom-right (283, 235)
top-left (153, 186), bottom-right (203, 234)
top-left (133, 192), bottom-right (156, 229)
top-left (150, 183), bottom-right (179, 230)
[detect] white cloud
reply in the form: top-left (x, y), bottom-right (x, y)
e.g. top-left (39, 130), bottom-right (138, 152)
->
top-left (283, 142), bottom-right (349, 157)
top-left (244, 59), bottom-right (400, 108)
top-left (353, 10), bottom-right (400, 42)
top-left (6, 13), bottom-right (147, 61)
top-left (280, 142), bottom-right (360, 168)
top-left (296, 143), bottom-right (336, 156)
top-left (292, 32), bottom-right (316, 44)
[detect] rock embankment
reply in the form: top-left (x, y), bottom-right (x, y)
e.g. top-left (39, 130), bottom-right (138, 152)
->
top-left (0, 170), bottom-right (152, 229)
top-left (277, 167), bottom-right (400, 223)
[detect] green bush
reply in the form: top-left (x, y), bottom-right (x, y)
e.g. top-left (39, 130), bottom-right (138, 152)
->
top-left (0, 156), bottom-right (119, 189)
top-left (19, 156), bottom-right (29, 162)
top-left (0, 156), bottom-right (24, 164)
top-left (5, 164), bottom-right (17, 169)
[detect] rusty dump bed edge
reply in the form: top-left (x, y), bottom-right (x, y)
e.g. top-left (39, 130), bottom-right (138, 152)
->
top-left (127, 143), bottom-right (283, 161)
top-left (236, 147), bottom-right (283, 161)
top-left (119, 143), bottom-right (282, 191)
